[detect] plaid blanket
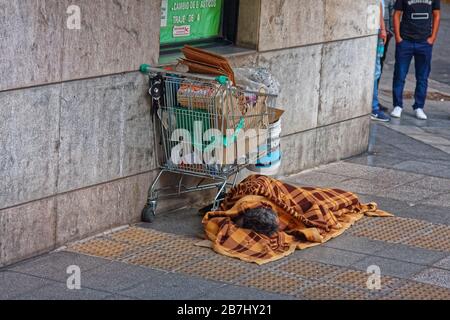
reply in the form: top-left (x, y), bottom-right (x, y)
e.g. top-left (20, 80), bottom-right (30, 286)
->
top-left (202, 175), bottom-right (392, 265)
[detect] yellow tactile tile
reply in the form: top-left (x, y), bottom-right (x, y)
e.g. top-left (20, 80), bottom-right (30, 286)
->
top-left (349, 217), bottom-right (432, 243)
top-left (380, 281), bottom-right (450, 300)
top-left (237, 271), bottom-right (308, 296)
top-left (177, 258), bottom-right (253, 284)
top-left (278, 259), bottom-right (343, 280)
top-left (300, 283), bottom-right (377, 300)
top-left (329, 269), bottom-right (400, 291)
top-left (68, 238), bottom-right (140, 260)
top-left (121, 248), bottom-right (199, 271)
top-left (108, 227), bottom-right (175, 248)
top-left (404, 224), bottom-right (450, 252)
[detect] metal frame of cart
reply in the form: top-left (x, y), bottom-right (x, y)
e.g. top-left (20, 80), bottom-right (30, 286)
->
top-left (139, 64), bottom-right (277, 222)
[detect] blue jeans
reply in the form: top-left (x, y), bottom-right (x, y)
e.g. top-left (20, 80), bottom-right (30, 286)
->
top-left (372, 39), bottom-right (385, 113)
top-left (393, 39), bottom-right (433, 110)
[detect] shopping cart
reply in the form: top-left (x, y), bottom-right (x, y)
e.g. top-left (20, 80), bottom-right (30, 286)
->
top-left (139, 64), bottom-right (277, 222)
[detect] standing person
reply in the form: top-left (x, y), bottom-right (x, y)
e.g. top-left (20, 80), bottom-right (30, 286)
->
top-left (372, 0), bottom-right (391, 122)
top-left (378, 0), bottom-right (396, 112)
top-left (391, 0), bottom-right (441, 120)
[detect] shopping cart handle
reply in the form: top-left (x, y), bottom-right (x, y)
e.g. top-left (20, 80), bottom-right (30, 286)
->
top-left (215, 75), bottom-right (229, 85)
top-left (140, 64), bottom-right (230, 85)
top-left (140, 64), bottom-right (152, 74)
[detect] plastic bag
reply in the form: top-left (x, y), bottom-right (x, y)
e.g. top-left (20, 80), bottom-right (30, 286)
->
top-left (234, 67), bottom-right (280, 96)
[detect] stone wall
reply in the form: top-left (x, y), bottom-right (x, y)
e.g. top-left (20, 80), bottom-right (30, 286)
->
top-left (0, 0), bottom-right (378, 266)
top-left (232, 0), bottom-right (378, 175)
top-left (0, 0), bottom-right (161, 266)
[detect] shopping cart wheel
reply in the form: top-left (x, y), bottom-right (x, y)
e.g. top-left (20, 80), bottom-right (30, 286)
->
top-left (141, 205), bottom-right (156, 223)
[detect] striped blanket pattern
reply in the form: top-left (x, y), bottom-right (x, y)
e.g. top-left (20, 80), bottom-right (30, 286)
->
top-left (202, 175), bottom-right (392, 264)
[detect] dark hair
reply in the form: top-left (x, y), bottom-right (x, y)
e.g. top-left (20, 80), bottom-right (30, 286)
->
top-left (234, 207), bottom-right (279, 237)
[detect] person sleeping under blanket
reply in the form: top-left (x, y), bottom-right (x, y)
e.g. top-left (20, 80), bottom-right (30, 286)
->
top-left (200, 175), bottom-right (392, 265)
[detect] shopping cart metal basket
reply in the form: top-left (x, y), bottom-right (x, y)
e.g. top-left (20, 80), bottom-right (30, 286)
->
top-left (139, 64), bottom-right (277, 222)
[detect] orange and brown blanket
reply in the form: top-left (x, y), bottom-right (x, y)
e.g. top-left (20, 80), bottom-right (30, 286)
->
top-left (202, 175), bottom-right (392, 265)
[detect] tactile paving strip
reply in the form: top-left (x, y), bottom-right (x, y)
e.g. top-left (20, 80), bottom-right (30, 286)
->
top-left (299, 283), bottom-right (376, 300)
top-left (68, 238), bottom-right (140, 260)
top-left (329, 270), bottom-right (399, 291)
top-left (121, 248), bottom-right (200, 271)
top-left (108, 227), bottom-right (175, 248)
top-left (380, 280), bottom-right (450, 300)
top-left (153, 237), bottom-right (209, 256)
top-left (237, 270), bottom-right (309, 296)
top-left (278, 259), bottom-right (343, 281)
top-left (349, 217), bottom-right (432, 243)
top-left (177, 258), bottom-right (254, 284)
top-left (404, 224), bottom-right (450, 252)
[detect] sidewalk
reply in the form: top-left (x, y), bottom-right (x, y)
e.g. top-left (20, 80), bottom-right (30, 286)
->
top-left (1, 98), bottom-right (449, 300)
top-left (2, 94), bottom-right (450, 300)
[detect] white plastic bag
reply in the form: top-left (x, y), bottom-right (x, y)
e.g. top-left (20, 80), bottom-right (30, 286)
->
top-left (234, 67), bottom-right (280, 95)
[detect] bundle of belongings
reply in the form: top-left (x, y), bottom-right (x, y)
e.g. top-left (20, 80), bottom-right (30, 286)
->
top-left (175, 46), bottom-right (268, 135)
top-left (201, 175), bottom-right (392, 265)
top-left (179, 45), bottom-right (236, 84)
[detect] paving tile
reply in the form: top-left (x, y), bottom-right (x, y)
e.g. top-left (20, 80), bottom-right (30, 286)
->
top-left (317, 162), bottom-right (424, 185)
top-left (323, 235), bottom-right (391, 255)
top-left (394, 203), bottom-right (450, 226)
top-left (16, 282), bottom-right (110, 300)
top-left (375, 184), bottom-right (440, 203)
top-left (403, 224), bottom-right (450, 252)
top-left (298, 282), bottom-right (378, 300)
top-left (277, 259), bottom-right (344, 281)
top-left (194, 284), bottom-right (297, 300)
top-left (81, 261), bottom-right (169, 293)
top-left (413, 268), bottom-right (450, 289)
top-left (66, 237), bottom-right (142, 260)
top-left (356, 194), bottom-right (411, 214)
top-left (138, 209), bottom-right (205, 238)
top-left (236, 270), bottom-right (310, 296)
top-left (102, 294), bottom-right (136, 300)
top-left (353, 256), bottom-right (427, 279)
top-left (0, 271), bottom-right (54, 300)
top-left (335, 179), bottom-right (440, 204)
top-left (121, 248), bottom-right (203, 273)
top-left (381, 280), bottom-right (450, 300)
top-left (327, 269), bottom-right (401, 293)
top-left (284, 171), bottom-right (351, 189)
top-left (345, 155), bottom-right (408, 170)
top-left (393, 161), bottom-right (450, 179)
top-left (176, 257), bottom-right (254, 284)
top-left (8, 252), bottom-right (109, 282)
top-left (422, 192), bottom-right (450, 208)
top-left (119, 272), bottom-right (225, 300)
top-left (373, 243), bottom-right (447, 265)
top-left (434, 255), bottom-right (450, 270)
top-left (408, 134), bottom-right (450, 146)
top-left (348, 216), bottom-right (432, 244)
top-left (292, 247), bottom-right (367, 268)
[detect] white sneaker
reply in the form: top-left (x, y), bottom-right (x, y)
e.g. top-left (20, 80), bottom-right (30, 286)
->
top-left (415, 108), bottom-right (428, 120)
top-left (391, 106), bottom-right (403, 118)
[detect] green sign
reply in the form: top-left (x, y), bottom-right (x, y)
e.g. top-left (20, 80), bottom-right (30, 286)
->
top-left (160, 0), bottom-right (223, 45)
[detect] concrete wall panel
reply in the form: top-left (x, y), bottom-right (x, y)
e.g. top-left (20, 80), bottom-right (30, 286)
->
top-left (324, 0), bottom-right (379, 42)
top-left (0, 0), bottom-right (161, 92)
top-left (318, 36), bottom-right (376, 126)
top-left (315, 116), bottom-right (370, 165)
top-left (0, 198), bottom-right (56, 267)
top-left (0, 85), bottom-right (60, 209)
top-left (0, 0), bottom-right (63, 92)
top-left (61, 0), bottom-right (161, 81)
top-left (258, 45), bottom-right (322, 135)
top-left (280, 129), bottom-right (317, 176)
top-left (58, 72), bottom-right (155, 194)
top-left (258, 0), bottom-right (325, 51)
